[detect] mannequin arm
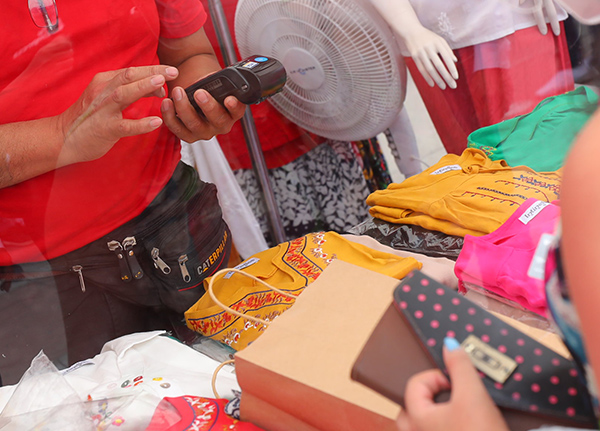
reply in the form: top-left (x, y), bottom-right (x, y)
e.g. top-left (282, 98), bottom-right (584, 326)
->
top-left (370, 0), bottom-right (458, 90)
top-left (521, 0), bottom-right (561, 35)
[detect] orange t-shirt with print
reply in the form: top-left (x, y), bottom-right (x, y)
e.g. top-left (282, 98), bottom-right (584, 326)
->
top-left (185, 231), bottom-right (422, 350)
top-left (367, 149), bottom-right (561, 237)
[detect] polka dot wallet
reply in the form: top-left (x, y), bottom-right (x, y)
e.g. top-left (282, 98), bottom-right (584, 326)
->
top-left (352, 270), bottom-right (597, 430)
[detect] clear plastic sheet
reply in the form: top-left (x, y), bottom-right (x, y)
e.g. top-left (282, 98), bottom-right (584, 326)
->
top-left (461, 283), bottom-right (554, 333)
top-left (348, 217), bottom-right (463, 260)
top-left (0, 351), bottom-right (92, 430)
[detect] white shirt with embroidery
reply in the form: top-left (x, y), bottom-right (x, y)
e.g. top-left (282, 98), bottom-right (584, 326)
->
top-left (397, 0), bottom-right (567, 55)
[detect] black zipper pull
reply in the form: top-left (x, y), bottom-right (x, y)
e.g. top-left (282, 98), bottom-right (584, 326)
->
top-left (107, 240), bottom-right (133, 282)
top-left (151, 247), bottom-right (172, 274)
top-left (122, 236), bottom-right (144, 280)
top-left (178, 254), bottom-right (191, 282)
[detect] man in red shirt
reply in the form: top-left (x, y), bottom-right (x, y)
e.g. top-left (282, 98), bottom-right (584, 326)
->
top-left (0, 0), bottom-right (245, 385)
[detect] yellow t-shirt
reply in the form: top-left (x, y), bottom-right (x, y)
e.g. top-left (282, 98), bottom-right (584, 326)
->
top-left (367, 149), bottom-right (561, 237)
top-left (185, 231), bottom-right (421, 350)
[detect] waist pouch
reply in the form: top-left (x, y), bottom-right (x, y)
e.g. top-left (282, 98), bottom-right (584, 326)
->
top-left (0, 162), bottom-right (232, 313)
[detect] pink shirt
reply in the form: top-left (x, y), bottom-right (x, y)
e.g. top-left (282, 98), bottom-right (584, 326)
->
top-left (455, 198), bottom-right (561, 315)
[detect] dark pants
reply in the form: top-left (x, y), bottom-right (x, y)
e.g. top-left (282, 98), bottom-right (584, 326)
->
top-left (0, 162), bottom-right (231, 385)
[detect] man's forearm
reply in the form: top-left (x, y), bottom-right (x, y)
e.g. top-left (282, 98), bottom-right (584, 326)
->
top-left (158, 29), bottom-right (223, 92)
top-left (0, 116), bottom-right (67, 188)
top-left (168, 53), bottom-right (222, 90)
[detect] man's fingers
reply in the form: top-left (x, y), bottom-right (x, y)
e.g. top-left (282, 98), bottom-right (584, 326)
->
top-left (117, 65), bottom-right (179, 85)
top-left (110, 117), bottom-right (163, 140)
top-left (161, 97), bottom-right (199, 143)
top-left (224, 96), bottom-right (247, 121)
top-left (110, 74), bottom-right (167, 109)
top-left (163, 87), bottom-right (245, 141)
top-left (170, 87), bottom-right (215, 133)
top-left (193, 90), bottom-right (232, 130)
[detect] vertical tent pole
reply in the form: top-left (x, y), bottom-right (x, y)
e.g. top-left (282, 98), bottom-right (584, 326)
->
top-left (207, 0), bottom-right (286, 245)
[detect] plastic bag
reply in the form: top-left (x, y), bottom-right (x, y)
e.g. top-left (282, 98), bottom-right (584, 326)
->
top-left (0, 351), bottom-right (92, 430)
top-left (348, 217), bottom-right (463, 260)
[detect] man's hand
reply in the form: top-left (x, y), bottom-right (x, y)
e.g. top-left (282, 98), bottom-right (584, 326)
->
top-left (58, 65), bottom-right (180, 165)
top-left (396, 338), bottom-right (509, 431)
top-left (160, 83), bottom-right (246, 143)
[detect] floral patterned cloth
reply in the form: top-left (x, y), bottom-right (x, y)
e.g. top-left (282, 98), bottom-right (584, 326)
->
top-left (145, 396), bottom-right (263, 431)
top-left (233, 140), bottom-right (372, 246)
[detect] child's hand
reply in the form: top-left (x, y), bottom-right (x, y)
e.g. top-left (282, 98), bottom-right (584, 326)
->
top-left (396, 337), bottom-right (509, 431)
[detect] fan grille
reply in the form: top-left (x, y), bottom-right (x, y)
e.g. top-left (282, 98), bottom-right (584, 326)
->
top-left (235, 0), bottom-right (406, 141)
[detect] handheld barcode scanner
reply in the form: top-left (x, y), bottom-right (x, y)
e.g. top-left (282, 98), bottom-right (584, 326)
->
top-left (185, 55), bottom-right (287, 116)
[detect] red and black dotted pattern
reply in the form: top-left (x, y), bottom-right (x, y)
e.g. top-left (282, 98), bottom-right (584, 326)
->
top-left (393, 270), bottom-right (596, 425)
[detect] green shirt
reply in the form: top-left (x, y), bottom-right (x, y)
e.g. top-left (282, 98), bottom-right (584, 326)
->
top-left (468, 86), bottom-right (599, 172)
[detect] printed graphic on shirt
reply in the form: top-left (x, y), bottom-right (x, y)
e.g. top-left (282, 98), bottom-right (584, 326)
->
top-left (468, 175), bottom-right (559, 206)
top-left (187, 234), bottom-right (326, 345)
top-left (366, 149), bottom-right (562, 237)
top-left (185, 231), bottom-right (420, 350)
top-left (467, 187), bottom-right (526, 206)
top-left (146, 396), bottom-right (264, 430)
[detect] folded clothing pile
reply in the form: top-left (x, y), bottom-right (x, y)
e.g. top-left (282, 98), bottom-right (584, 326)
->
top-left (454, 199), bottom-right (560, 315)
top-left (366, 149), bottom-right (561, 237)
top-left (185, 231), bottom-right (422, 350)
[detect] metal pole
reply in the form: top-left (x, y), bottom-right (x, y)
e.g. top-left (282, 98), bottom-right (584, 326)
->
top-left (207, 0), bottom-right (286, 244)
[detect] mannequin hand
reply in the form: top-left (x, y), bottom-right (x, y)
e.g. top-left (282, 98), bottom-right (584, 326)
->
top-left (59, 65), bottom-right (179, 165)
top-left (161, 85), bottom-right (246, 143)
top-left (396, 338), bottom-right (509, 431)
top-left (403, 26), bottom-right (458, 90)
top-left (521, 0), bottom-right (561, 36)
top-left (369, 0), bottom-right (457, 89)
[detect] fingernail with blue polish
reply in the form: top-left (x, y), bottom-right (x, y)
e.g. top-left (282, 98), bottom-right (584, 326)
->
top-left (444, 337), bottom-right (460, 351)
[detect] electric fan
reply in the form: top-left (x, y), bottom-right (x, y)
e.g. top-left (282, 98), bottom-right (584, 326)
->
top-left (234, 0), bottom-right (408, 143)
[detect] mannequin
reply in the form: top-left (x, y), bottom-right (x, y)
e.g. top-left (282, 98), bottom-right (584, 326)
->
top-left (371, 0), bottom-right (575, 154)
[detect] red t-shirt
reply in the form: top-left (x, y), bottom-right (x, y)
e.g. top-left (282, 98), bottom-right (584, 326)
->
top-left (0, 0), bottom-right (207, 265)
